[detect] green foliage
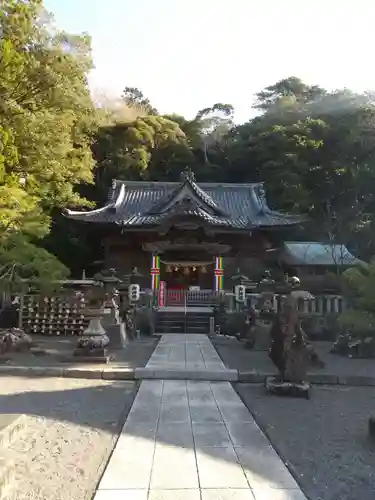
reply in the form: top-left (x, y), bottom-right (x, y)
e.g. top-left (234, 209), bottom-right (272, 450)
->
top-left (0, 234), bottom-right (69, 292)
top-left (0, 0), bottom-right (97, 235)
top-left (2, 1), bottom-right (375, 283)
top-left (339, 260), bottom-right (375, 335)
top-left (92, 115), bottom-right (190, 200)
top-left (0, 0), bottom-right (98, 285)
top-left (122, 87), bottom-right (158, 115)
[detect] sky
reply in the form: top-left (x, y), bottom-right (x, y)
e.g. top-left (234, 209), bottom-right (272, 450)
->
top-left (45, 0), bottom-right (375, 124)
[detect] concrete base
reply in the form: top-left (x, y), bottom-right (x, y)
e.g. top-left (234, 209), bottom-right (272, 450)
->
top-left (265, 376), bottom-right (311, 399)
top-left (106, 323), bottom-right (128, 349)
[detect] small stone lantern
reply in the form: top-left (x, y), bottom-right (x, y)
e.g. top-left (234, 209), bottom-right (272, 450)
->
top-left (73, 278), bottom-right (110, 362)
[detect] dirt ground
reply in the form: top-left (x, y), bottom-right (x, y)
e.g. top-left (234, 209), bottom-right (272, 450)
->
top-left (0, 376), bottom-right (138, 500)
top-left (237, 383), bottom-right (375, 500)
top-left (0, 335), bottom-right (157, 369)
top-left (213, 337), bottom-right (375, 378)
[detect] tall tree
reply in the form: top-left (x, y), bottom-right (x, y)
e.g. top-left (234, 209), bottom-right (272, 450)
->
top-left (122, 87), bottom-right (158, 116)
top-left (0, 0), bottom-right (98, 283)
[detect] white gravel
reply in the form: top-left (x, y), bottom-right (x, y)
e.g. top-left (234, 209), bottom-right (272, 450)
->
top-left (0, 376), bottom-right (137, 500)
top-left (237, 383), bottom-right (375, 500)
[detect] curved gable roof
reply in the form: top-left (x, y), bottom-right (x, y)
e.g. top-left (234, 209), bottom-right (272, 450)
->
top-left (65, 179), bottom-right (304, 230)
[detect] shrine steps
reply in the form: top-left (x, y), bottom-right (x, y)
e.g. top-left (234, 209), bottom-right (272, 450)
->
top-left (155, 309), bottom-right (212, 335)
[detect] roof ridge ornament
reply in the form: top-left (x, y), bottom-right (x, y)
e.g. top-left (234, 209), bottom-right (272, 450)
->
top-left (181, 167), bottom-right (196, 183)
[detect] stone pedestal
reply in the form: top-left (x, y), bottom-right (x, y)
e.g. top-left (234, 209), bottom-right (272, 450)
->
top-left (252, 321), bottom-right (272, 351)
top-left (73, 310), bottom-right (110, 363)
top-left (106, 323), bottom-right (128, 349)
top-left (265, 376), bottom-right (311, 399)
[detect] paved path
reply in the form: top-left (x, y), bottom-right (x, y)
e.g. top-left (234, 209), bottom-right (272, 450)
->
top-left (147, 334), bottom-right (226, 370)
top-left (94, 335), bottom-right (308, 500)
top-left (135, 334), bottom-right (238, 381)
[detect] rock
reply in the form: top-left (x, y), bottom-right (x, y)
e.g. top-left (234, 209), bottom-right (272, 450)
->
top-left (0, 328), bottom-right (32, 354)
top-left (265, 376), bottom-right (311, 399)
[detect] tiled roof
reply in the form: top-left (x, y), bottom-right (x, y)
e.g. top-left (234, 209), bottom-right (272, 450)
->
top-left (282, 242), bottom-right (364, 266)
top-left (64, 179), bottom-right (303, 230)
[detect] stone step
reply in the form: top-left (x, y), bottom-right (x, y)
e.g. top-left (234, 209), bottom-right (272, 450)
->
top-left (134, 367), bottom-right (238, 381)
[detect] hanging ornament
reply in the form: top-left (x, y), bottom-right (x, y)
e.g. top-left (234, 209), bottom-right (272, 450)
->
top-left (192, 266), bottom-right (197, 272)
top-left (174, 266), bottom-right (179, 272)
top-left (166, 265), bottom-right (172, 273)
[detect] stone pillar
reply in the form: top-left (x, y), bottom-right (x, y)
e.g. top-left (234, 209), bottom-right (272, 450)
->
top-left (332, 296), bottom-right (339, 313)
top-left (325, 296), bottom-right (331, 313)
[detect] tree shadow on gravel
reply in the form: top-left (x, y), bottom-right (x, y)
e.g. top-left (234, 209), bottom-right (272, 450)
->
top-left (0, 379), bottom-right (302, 495)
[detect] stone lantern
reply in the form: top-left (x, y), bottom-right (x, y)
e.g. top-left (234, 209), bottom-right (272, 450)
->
top-left (98, 269), bottom-right (123, 326)
top-left (73, 277), bottom-right (111, 362)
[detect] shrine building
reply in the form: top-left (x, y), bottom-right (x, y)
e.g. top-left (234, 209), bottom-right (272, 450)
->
top-left (65, 169), bottom-right (305, 306)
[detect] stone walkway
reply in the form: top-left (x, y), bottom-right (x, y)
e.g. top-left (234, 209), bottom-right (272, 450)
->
top-left (94, 335), bottom-right (307, 500)
top-left (135, 334), bottom-right (238, 381)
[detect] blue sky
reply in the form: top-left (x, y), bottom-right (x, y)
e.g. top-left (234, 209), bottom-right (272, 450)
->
top-left (45, 0), bottom-right (374, 123)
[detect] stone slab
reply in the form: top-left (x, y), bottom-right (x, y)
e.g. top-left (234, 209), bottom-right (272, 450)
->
top-left (102, 368), bottom-right (135, 380)
top-left (148, 491), bottom-right (201, 500)
top-left (196, 446), bottom-right (249, 489)
top-left (95, 376), bottom-right (307, 499)
top-left (235, 446), bottom-right (299, 489)
top-left (150, 445), bottom-right (199, 489)
top-left (252, 489), bottom-right (308, 500)
top-left (201, 490), bottom-right (255, 500)
top-left (94, 490), bottom-right (148, 500)
top-left (134, 367), bottom-right (238, 381)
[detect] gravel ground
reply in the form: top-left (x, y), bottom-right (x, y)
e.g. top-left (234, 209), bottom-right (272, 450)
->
top-left (237, 383), bottom-right (375, 500)
top-left (0, 336), bottom-right (158, 369)
top-left (0, 376), bottom-right (138, 500)
top-left (213, 337), bottom-right (375, 377)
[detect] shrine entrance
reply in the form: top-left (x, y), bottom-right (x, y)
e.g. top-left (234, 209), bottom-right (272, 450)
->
top-left (145, 240), bottom-right (228, 308)
top-left (162, 261), bottom-right (213, 289)
top-left (160, 260), bottom-right (215, 306)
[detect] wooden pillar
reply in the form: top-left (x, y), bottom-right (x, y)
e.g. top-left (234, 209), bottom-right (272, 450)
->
top-left (151, 254), bottom-right (160, 291)
top-left (214, 256), bottom-right (224, 292)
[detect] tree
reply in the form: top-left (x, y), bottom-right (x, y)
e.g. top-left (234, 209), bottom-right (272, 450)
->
top-left (122, 87), bottom-right (158, 115)
top-left (92, 115), bottom-right (189, 200)
top-left (339, 260), bottom-right (375, 336)
top-left (0, 0), bottom-right (99, 282)
top-left (0, 234), bottom-right (69, 293)
top-left (224, 80), bottom-right (375, 261)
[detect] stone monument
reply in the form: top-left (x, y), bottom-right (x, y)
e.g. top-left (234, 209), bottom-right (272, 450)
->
top-left (266, 276), bottom-right (314, 399)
